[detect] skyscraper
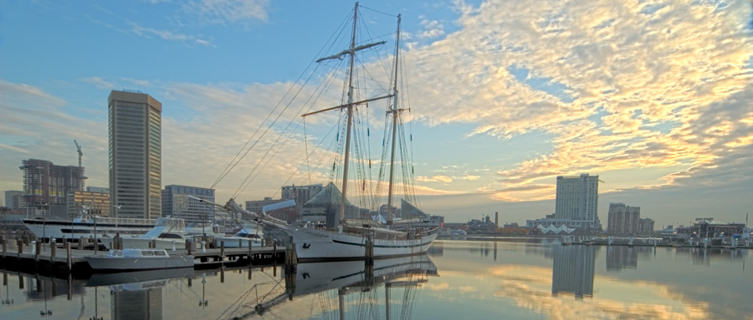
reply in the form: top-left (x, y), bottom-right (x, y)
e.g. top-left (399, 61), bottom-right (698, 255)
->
top-left (554, 174), bottom-right (601, 231)
top-left (607, 203), bottom-right (640, 235)
top-left (108, 90), bottom-right (162, 219)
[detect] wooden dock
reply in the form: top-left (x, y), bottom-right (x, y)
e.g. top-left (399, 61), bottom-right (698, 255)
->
top-left (0, 238), bottom-right (285, 277)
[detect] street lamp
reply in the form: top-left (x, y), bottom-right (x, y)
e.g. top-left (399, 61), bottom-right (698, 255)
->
top-left (114, 205), bottom-right (122, 228)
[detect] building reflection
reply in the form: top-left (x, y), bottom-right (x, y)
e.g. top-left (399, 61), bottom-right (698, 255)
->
top-left (110, 281), bottom-right (164, 320)
top-left (551, 245), bottom-right (595, 299)
top-left (606, 246), bottom-right (638, 271)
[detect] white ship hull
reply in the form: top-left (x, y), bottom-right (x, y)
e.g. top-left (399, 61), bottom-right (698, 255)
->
top-left (23, 218), bottom-right (154, 240)
top-left (282, 227), bottom-right (438, 261)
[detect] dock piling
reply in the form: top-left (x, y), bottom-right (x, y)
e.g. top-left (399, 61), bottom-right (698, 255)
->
top-left (365, 234), bottom-right (374, 265)
top-left (2, 238), bottom-right (5, 258)
top-left (285, 236), bottom-right (297, 273)
top-left (65, 242), bottom-right (72, 272)
top-left (17, 239), bottom-right (23, 256)
top-left (49, 240), bottom-right (55, 262)
top-left (220, 241), bottom-right (225, 265)
top-left (34, 241), bottom-right (41, 261)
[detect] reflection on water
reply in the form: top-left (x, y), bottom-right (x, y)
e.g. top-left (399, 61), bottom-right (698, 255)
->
top-left (1, 241), bottom-right (751, 319)
top-left (552, 245), bottom-right (595, 299)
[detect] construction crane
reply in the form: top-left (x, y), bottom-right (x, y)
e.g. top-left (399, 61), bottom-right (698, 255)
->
top-left (73, 139), bottom-right (83, 168)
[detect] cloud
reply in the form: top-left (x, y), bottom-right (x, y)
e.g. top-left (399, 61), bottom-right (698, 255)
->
top-left (81, 76), bottom-right (115, 90)
top-left (418, 18), bottom-right (445, 40)
top-left (130, 23), bottom-right (215, 47)
top-left (186, 0), bottom-right (268, 25)
top-left (0, 80), bottom-right (108, 191)
top-left (417, 175), bottom-right (454, 183)
top-left (399, 0), bottom-right (753, 201)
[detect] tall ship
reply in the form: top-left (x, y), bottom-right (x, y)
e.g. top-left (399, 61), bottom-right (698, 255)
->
top-left (210, 2), bottom-right (438, 261)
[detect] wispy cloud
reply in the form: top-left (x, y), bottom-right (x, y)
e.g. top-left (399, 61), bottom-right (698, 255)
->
top-left (130, 22), bottom-right (215, 47)
top-left (81, 76), bottom-right (115, 90)
top-left (418, 17), bottom-right (445, 40)
top-left (185, 0), bottom-right (268, 25)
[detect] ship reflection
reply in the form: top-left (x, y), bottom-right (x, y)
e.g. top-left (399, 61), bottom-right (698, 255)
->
top-left (244, 255), bottom-right (437, 319)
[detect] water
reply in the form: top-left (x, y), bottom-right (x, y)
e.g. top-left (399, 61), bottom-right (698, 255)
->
top-left (0, 240), bottom-right (750, 319)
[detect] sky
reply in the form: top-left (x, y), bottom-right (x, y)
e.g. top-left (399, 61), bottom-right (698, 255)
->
top-left (1, 0), bottom-right (752, 226)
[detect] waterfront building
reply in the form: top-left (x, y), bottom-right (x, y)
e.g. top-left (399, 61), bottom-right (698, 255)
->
top-left (245, 197), bottom-right (284, 214)
top-left (4, 190), bottom-right (23, 209)
top-left (162, 185), bottom-right (215, 224)
top-left (86, 186), bottom-right (109, 193)
top-left (19, 159), bottom-right (86, 216)
top-left (300, 182), bottom-right (359, 227)
top-left (66, 190), bottom-right (110, 218)
top-left (689, 218), bottom-right (744, 238)
top-left (607, 203), bottom-right (640, 235)
top-left (554, 174), bottom-right (601, 232)
top-left (552, 245), bottom-right (595, 299)
top-left (108, 90), bottom-right (162, 219)
top-left (638, 218), bottom-right (654, 235)
top-left (281, 184), bottom-right (323, 204)
top-left (280, 184), bottom-right (323, 220)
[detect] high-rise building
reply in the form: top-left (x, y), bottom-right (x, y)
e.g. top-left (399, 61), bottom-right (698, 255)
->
top-left (638, 218), bottom-right (654, 235)
top-left (4, 190), bottom-right (23, 209)
top-left (607, 203), bottom-right (640, 235)
top-left (554, 174), bottom-right (601, 231)
top-left (20, 159), bottom-right (86, 216)
top-left (162, 185), bottom-right (215, 224)
top-left (108, 90), bottom-right (162, 219)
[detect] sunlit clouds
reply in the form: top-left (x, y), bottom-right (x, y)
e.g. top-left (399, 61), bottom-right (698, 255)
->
top-left (1, 0), bottom-right (752, 223)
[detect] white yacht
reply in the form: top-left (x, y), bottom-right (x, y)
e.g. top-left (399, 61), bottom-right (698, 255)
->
top-left (101, 217), bottom-right (187, 250)
top-left (23, 215), bottom-right (157, 241)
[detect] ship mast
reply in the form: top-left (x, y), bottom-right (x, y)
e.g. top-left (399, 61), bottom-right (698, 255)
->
top-left (386, 14), bottom-right (402, 225)
top-left (302, 2), bottom-right (391, 227)
top-left (339, 1), bottom-right (359, 227)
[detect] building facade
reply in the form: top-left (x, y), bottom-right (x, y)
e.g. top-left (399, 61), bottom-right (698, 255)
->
top-left (162, 185), bottom-right (215, 224)
top-left (20, 159), bottom-right (86, 216)
top-left (554, 174), bottom-right (601, 231)
top-left (638, 218), bottom-right (654, 235)
top-left (86, 186), bottom-right (109, 193)
top-left (108, 90), bottom-right (162, 219)
top-left (607, 203), bottom-right (641, 235)
top-left (66, 190), bottom-right (110, 218)
top-left (4, 191), bottom-right (23, 209)
top-left (281, 184), bottom-right (323, 203)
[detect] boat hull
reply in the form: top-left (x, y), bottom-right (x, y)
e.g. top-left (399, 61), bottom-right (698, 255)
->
top-left (85, 255), bottom-right (194, 272)
top-left (23, 219), bottom-right (153, 240)
top-left (282, 227), bottom-right (438, 262)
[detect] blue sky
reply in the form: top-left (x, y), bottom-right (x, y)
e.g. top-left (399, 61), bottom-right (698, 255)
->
top-left (1, 0), bottom-right (753, 226)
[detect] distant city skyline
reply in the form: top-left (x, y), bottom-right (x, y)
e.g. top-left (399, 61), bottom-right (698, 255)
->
top-left (1, 1), bottom-right (752, 226)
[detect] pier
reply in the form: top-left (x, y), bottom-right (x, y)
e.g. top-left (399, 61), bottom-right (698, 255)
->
top-left (0, 237), bottom-right (286, 277)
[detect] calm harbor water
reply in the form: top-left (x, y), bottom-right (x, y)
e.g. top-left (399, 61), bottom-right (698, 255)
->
top-left (0, 239), bottom-right (751, 319)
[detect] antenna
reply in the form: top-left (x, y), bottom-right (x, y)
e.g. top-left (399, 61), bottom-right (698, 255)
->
top-left (73, 139), bottom-right (83, 168)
